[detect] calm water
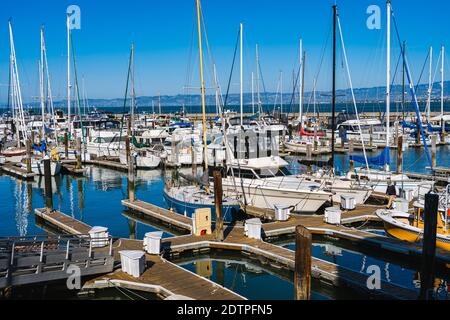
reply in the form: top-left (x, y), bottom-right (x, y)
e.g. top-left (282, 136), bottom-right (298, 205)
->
top-left (0, 147), bottom-right (448, 300)
top-left (282, 240), bottom-right (450, 300)
top-left (175, 251), bottom-right (348, 300)
top-left (0, 166), bottom-right (175, 239)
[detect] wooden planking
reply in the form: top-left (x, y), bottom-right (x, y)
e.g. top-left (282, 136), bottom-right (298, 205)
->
top-left (85, 159), bottom-right (128, 172)
top-left (0, 163), bottom-right (36, 180)
top-left (34, 208), bottom-right (92, 235)
top-left (122, 199), bottom-right (192, 231)
top-left (151, 230), bottom-right (418, 300)
top-left (98, 238), bottom-right (244, 300)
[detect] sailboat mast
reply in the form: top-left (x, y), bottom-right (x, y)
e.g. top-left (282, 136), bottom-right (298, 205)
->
top-left (40, 27), bottom-right (46, 139)
top-left (427, 46), bottom-right (433, 123)
top-left (251, 72), bottom-right (255, 115)
top-left (386, 0), bottom-right (391, 162)
top-left (67, 14), bottom-right (72, 136)
top-left (441, 45), bottom-right (445, 133)
top-left (196, 0), bottom-right (208, 172)
top-left (331, 5), bottom-right (337, 176)
top-left (131, 43), bottom-right (135, 134)
top-left (280, 71), bottom-right (283, 115)
top-left (256, 44), bottom-right (261, 116)
top-left (299, 38), bottom-right (303, 124)
top-left (240, 23), bottom-right (244, 126)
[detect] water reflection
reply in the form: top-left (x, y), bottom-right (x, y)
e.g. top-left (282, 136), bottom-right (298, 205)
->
top-left (175, 252), bottom-right (348, 300)
top-left (0, 166), bottom-right (174, 239)
top-left (282, 240), bottom-right (450, 300)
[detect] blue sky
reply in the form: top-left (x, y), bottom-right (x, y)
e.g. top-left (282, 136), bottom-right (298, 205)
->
top-left (0, 0), bottom-right (449, 103)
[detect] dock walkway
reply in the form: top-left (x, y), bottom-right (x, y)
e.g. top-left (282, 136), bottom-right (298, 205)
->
top-left (35, 205), bottom-right (419, 299)
top-left (0, 163), bottom-right (36, 180)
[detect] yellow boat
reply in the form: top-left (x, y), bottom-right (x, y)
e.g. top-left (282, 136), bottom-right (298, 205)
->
top-left (376, 197), bottom-right (450, 251)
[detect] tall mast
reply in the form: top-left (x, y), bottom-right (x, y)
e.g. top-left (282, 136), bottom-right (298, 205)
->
top-left (131, 43), bottom-right (135, 134)
top-left (386, 0), bottom-right (391, 167)
top-left (280, 71), bottom-right (283, 115)
top-left (251, 72), bottom-right (255, 115)
top-left (40, 26), bottom-right (46, 138)
top-left (427, 46), bottom-right (433, 123)
top-left (331, 5), bottom-right (337, 176)
top-left (256, 44), bottom-right (261, 116)
top-left (299, 38), bottom-right (303, 124)
top-left (67, 14), bottom-right (72, 136)
top-left (240, 23), bottom-right (244, 126)
top-left (441, 45), bottom-right (445, 133)
top-left (402, 41), bottom-right (406, 134)
top-left (196, 0), bottom-right (208, 172)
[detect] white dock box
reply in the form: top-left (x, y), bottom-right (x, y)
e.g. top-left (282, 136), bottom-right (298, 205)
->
top-left (88, 226), bottom-right (109, 248)
top-left (244, 218), bottom-right (262, 240)
top-left (119, 250), bottom-right (146, 278)
top-left (274, 204), bottom-right (290, 221)
top-left (340, 195), bottom-right (356, 211)
top-left (144, 231), bottom-right (163, 255)
top-left (324, 207), bottom-right (342, 225)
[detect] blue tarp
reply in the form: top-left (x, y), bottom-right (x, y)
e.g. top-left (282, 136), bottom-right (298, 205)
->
top-left (428, 123), bottom-right (450, 133)
top-left (170, 122), bottom-right (192, 128)
top-left (44, 126), bottom-right (54, 134)
top-left (350, 148), bottom-right (390, 168)
top-left (32, 140), bottom-right (47, 153)
top-left (402, 120), bottom-right (417, 129)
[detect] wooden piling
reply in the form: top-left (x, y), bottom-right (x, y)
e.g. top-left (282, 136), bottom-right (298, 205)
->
top-left (348, 139), bottom-right (354, 153)
top-left (340, 126), bottom-right (345, 148)
top-left (43, 158), bottom-right (53, 212)
top-left (64, 132), bottom-right (69, 159)
top-left (26, 139), bottom-right (32, 174)
top-left (126, 137), bottom-right (135, 202)
top-left (306, 143), bottom-right (312, 160)
top-left (76, 137), bottom-right (82, 170)
top-left (397, 135), bottom-right (403, 174)
top-left (431, 135), bottom-right (437, 169)
top-left (369, 125), bottom-right (373, 148)
top-left (294, 225), bottom-right (311, 300)
top-left (419, 193), bottom-right (439, 300)
top-left (213, 168), bottom-right (224, 242)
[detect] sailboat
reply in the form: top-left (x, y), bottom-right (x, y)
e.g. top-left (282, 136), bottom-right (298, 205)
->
top-left (345, 1), bottom-right (434, 199)
top-left (2, 20), bottom-right (27, 163)
top-left (163, 0), bottom-right (240, 222)
top-left (118, 44), bottom-right (161, 170)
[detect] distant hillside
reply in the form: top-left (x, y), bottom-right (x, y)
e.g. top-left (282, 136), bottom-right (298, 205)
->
top-left (2, 81), bottom-right (450, 110)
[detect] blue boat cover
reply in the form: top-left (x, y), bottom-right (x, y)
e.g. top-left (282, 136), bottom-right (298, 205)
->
top-left (32, 140), bottom-right (47, 153)
top-left (170, 122), bottom-right (191, 128)
top-left (44, 126), bottom-right (54, 134)
top-left (350, 147), bottom-right (390, 167)
top-left (402, 120), bottom-right (417, 129)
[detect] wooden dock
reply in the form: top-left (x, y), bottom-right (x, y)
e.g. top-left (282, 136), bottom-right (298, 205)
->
top-left (35, 208), bottom-right (92, 235)
top-left (85, 250), bottom-right (245, 300)
top-left (121, 199), bottom-right (192, 232)
top-left (33, 202), bottom-right (445, 300)
top-left (0, 163), bottom-right (36, 180)
top-left (61, 163), bottom-right (87, 176)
